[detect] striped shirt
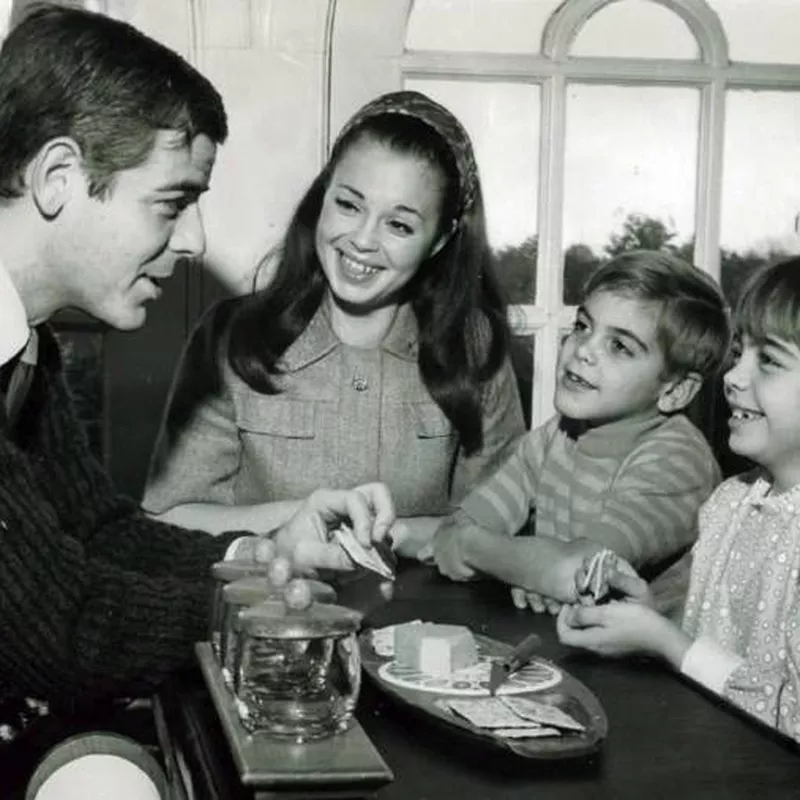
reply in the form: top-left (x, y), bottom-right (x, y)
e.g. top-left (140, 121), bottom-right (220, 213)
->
top-left (457, 410), bottom-right (720, 569)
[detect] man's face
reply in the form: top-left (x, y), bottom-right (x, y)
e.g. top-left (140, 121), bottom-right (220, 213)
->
top-left (54, 130), bottom-right (216, 330)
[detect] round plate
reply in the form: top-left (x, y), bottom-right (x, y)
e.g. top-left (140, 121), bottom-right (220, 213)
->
top-left (360, 625), bottom-right (608, 760)
top-left (377, 651), bottom-right (561, 696)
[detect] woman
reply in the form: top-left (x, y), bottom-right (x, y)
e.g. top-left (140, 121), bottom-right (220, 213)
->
top-left (143, 90), bottom-right (525, 557)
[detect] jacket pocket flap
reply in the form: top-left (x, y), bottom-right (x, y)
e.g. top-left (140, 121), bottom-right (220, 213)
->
top-left (239, 399), bottom-right (316, 439)
top-left (409, 403), bottom-right (453, 438)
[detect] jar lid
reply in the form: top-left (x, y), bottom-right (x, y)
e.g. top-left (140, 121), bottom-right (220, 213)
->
top-left (235, 600), bottom-right (362, 639)
top-left (223, 575), bottom-right (278, 606)
top-left (210, 560), bottom-right (269, 583)
top-left (222, 576), bottom-right (339, 607)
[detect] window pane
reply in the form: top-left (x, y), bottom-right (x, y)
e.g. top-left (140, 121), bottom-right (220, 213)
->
top-left (509, 334), bottom-right (534, 428)
top-left (563, 84), bottom-right (698, 304)
top-left (720, 90), bottom-right (800, 305)
top-left (406, 0), bottom-right (562, 54)
top-left (714, 0), bottom-right (800, 65)
top-left (406, 78), bottom-right (540, 304)
top-left (571, 0), bottom-right (698, 59)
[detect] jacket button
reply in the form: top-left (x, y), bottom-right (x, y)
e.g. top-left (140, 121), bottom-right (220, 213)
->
top-left (351, 374), bottom-right (369, 392)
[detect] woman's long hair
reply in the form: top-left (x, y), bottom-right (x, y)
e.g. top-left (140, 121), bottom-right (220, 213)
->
top-left (226, 113), bottom-right (511, 454)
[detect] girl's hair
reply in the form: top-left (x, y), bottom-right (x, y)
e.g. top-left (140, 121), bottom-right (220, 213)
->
top-left (735, 256), bottom-right (800, 349)
top-left (226, 95), bottom-right (511, 454)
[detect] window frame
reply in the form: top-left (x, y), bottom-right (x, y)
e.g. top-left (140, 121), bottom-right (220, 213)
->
top-left (386, 0), bottom-right (800, 426)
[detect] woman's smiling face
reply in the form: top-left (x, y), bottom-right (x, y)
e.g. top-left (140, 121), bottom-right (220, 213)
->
top-left (314, 136), bottom-right (447, 312)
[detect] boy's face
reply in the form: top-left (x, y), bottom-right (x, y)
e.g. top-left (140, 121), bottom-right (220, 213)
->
top-left (724, 333), bottom-right (800, 491)
top-left (555, 290), bottom-right (673, 425)
top-left (51, 129), bottom-right (216, 330)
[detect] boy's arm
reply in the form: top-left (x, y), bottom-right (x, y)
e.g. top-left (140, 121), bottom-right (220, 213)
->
top-left (454, 418), bottom-right (555, 535)
top-left (586, 429), bottom-right (719, 568)
top-left (431, 421), bottom-right (553, 578)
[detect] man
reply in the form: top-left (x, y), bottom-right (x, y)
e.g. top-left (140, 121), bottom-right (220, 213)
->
top-left (0, 6), bottom-right (393, 797)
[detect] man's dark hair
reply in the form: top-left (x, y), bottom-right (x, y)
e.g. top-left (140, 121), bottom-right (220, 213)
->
top-left (0, 4), bottom-right (228, 198)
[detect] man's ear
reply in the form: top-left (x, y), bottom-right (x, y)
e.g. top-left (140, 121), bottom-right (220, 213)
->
top-left (26, 138), bottom-right (83, 220)
top-left (657, 372), bottom-right (703, 414)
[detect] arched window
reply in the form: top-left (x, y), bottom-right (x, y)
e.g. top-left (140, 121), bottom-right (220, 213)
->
top-left (332, 0), bottom-right (800, 428)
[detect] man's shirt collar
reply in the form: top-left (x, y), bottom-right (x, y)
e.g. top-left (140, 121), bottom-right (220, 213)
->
top-left (0, 259), bottom-right (30, 367)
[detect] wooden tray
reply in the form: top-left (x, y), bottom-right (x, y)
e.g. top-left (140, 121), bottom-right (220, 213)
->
top-left (196, 642), bottom-right (393, 798)
top-left (359, 627), bottom-right (607, 760)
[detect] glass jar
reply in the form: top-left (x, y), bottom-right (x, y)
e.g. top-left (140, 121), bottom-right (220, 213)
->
top-left (219, 576), bottom-right (337, 685)
top-left (232, 600), bottom-right (363, 741)
top-left (209, 561), bottom-right (271, 659)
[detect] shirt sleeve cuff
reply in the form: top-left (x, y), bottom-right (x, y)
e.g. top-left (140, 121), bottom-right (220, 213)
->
top-left (680, 635), bottom-right (744, 693)
top-left (225, 537), bottom-right (250, 560)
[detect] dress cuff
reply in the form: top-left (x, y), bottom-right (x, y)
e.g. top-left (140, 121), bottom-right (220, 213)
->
top-left (680, 636), bottom-right (744, 693)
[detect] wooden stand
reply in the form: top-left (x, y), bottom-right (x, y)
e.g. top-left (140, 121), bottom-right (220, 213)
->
top-left (194, 642), bottom-right (394, 799)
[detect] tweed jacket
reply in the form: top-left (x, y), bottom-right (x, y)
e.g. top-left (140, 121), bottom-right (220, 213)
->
top-left (144, 301), bottom-right (525, 517)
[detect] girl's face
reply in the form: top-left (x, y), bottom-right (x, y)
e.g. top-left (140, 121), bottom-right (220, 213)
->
top-left (724, 332), bottom-right (800, 491)
top-left (315, 137), bottom-right (448, 312)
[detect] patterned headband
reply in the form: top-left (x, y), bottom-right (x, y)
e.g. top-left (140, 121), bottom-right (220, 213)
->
top-left (333, 90), bottom-right (480, 218)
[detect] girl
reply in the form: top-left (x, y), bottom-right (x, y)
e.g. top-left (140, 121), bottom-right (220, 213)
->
top-left (558, 257), bottom-right (800, 743)
top-left (142, 91), bottom-right (524, 557)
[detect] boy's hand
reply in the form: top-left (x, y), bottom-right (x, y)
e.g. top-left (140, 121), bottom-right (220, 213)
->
top-left (431, 518), bottom-right (476, 581)
top-left (540, 537), bottom-right (605, 602)
top-left (574, 553), bottom-right (653, 606)
top-left (510, 587), bottom-right (562, 615)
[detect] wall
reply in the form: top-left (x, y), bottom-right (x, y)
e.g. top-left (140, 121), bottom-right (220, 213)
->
top-left (118, 0), bottom-right (333, 294)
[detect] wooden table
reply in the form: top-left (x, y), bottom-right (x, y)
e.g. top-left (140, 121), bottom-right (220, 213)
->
top-left (157, 564), bottom-right (800, 799)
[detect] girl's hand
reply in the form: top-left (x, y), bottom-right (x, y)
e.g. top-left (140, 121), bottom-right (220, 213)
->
top-left (557, 602), bottom-right (689, 664)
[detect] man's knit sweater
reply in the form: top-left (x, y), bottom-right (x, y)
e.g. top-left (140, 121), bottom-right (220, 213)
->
top-left (0, 325), bottom-right (238, 722)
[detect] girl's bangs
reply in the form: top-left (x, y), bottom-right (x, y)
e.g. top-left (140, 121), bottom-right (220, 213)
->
top-left (737, 265), bottom-right (800, 347)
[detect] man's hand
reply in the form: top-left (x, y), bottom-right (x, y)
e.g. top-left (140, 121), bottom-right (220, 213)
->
top-left (275, 483), bottom-right (395, 573)
top-left (431, 517), bottom-right (476, 581)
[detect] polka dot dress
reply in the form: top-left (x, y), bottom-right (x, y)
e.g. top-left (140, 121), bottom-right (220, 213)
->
top-left (683, 470), bottom-right (800, 741)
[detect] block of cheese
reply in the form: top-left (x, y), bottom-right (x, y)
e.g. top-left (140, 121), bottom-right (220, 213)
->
top-left (394, 622), bottom-right (478, 677)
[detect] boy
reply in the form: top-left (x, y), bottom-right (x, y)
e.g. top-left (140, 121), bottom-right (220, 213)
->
top-left (433, 250), bottom-right (729, 610)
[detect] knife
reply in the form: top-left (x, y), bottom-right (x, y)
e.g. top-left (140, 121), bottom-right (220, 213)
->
top-left (488, 632), bottom-right (543, 695)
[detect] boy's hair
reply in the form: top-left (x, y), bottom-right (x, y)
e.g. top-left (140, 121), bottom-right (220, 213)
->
top-left (583, 250), bottom-right (729, 379)
top-left (735, 256), bottom-right (800, 349)
top-left (0, 5), bottom-right (228, 199)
